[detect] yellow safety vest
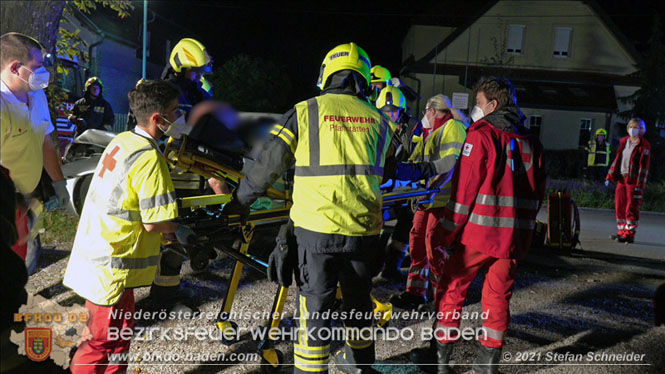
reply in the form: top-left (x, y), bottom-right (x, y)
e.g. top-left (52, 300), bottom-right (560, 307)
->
top-left (63, 131), bottom-right (178, 306)
top-left (288, 94), bottom-right (393, 236)
top-left (587, 140), bottom-right (610, 167)
top-left (409, 119), bottom-right (467, 208)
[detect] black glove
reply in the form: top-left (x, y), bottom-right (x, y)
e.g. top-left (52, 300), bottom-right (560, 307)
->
top-left (268, 220), bottom-right (297, 287)
top-left (222, 192), bottom-right (250, 225)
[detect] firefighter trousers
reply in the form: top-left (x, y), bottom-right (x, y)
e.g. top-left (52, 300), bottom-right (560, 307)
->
top-left (293, 238), bottom-right (378, 374)
top-left (71, 289), bottom-right (134, 374)
top-left (615, 178), bottom-right (642, 239)
top-left (434, 245), bottom-right (517, 349)
top-left (406, 208), bottom-right (445, 298)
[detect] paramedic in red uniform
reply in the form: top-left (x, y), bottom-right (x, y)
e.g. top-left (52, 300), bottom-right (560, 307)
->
top-left (411, 76), bottom-right (547, 374)
top-left (605, 118), bottom-right (650, 243)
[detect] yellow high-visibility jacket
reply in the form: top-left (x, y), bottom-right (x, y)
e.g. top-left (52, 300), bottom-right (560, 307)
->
top-left (587, 140), bottom-right (610, 167)
top-left (288, 94), bottom-right (393, 236)
top-left (63, 131), bottom-right (178, 306)
top-left (409, 119), bottom-right (467, 208)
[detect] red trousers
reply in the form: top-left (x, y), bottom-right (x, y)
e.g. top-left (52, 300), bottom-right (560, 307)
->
top-left (406, 208), bottom-right (446, 298)
top-left (615, 178), bottom-right (642, 239)
top-left (435, 245), bottom-right (517, 348)
top-left (71, 289), bottom-right (135, 374)
top-left (11, 202), bottom-right (29, 260)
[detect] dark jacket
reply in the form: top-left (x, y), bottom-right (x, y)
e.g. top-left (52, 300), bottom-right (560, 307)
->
top-left (160, 66), bottom-right (212, 117)
top-left (71, 93), bottom-right (114, 134)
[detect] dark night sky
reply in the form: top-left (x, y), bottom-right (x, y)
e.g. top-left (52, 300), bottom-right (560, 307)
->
top-left (142, 0), bottom-right (664, 100)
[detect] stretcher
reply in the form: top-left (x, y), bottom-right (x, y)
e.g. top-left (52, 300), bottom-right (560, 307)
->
top-left (163, 129), bottom-right (438, 371)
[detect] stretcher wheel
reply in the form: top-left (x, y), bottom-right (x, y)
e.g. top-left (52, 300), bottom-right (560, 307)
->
top-left (260, 348), bottom-right (284, 373)
top-left (216, 320), bottom-right (239, 345)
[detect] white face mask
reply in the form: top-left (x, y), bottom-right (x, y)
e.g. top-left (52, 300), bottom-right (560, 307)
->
top-left (628, 128), bottom-right (640, 137)
top-left (159, 113), bottom-right (190, 138)
top-left (19, 66), bottom-right (50, 91)
top-left (421, 114), bottom-right (432, 129)
top-left (470, 105), bottom-right (484, 123)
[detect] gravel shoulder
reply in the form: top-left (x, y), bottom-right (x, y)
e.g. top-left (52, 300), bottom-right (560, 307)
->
top-left (22, 229), bottom-right (665, 374)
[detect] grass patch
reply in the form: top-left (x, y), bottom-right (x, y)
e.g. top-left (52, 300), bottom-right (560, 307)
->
top-left (39, 210), bottom-right (79, 247)
top-left (547, 179), bottom-right (665, 213)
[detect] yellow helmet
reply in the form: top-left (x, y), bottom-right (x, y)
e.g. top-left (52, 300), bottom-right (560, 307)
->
top-left (595, 128), bottom-right (607, 136)
top-left (370, 65), bottom-right (392, 85)
top-left (85, 76), bottom-right (103, 91)
top-left (169, 38), bottom-right (212, 73)
top-left (376, 86), bottom-right (406, 111)
top-left (316, 42), bottom-right (371, 89)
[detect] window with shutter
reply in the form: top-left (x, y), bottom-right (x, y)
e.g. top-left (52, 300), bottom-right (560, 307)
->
top-left (506, 25), bottom-right (525, 55)
top-left (553, 27), bottom-right (572, 58)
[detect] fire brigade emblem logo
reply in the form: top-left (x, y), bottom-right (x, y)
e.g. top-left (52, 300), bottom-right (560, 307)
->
top-left (25, 328), bottom-right (52, 361)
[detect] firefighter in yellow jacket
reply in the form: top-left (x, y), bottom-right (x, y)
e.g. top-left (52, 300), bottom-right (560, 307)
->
top-left (586, 128), bottom-right (611, 180)
top-left (389, 94), bottom-right (468, 310)
top-left (63, 80), bottom-right (195, 373)
top-left (224, 42), bottom-right (393, 374)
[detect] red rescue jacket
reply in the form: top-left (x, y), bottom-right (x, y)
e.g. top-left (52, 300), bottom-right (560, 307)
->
top-left (606, 136), bottom-right (651, 189)
top-left (440, 107), bottom-right (547, 259)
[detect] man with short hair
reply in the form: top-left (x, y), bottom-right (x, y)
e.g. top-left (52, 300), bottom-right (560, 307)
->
top-left (63, 80), bottom-right (194, 373)
top-left (411, 77), bottom-right (546, 374)
top-left (0, 32), bottom-right (73, 271)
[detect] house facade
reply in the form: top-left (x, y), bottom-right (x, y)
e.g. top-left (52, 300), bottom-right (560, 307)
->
top-left (401, 0), bottom-right (641, 150)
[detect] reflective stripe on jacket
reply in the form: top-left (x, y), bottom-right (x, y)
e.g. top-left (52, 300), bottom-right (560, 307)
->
top-left (63, 131), bottom-right (178, 305)
top-left (409, 119), bottom-right (467, 208)
top-left (606, 136), bottom-right (651, 188)
top-left (587, 140), bottom-right (610, 167)
top-left (439, 120), bottom-right (547, 259)
top-left (289, 94), bottom-right (393, 236)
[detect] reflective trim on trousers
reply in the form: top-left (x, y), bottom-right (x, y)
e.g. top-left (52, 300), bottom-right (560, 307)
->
top-left (480, 326), bottom-right (505, 341)
top-left (346, 339), bottom-right (373, 350)
top-left (294, 356), bottom-right (329, 372)
top-left (294, 344), bottom-right (330, 359)
top-left (468, 213), bottom-right (535, 230)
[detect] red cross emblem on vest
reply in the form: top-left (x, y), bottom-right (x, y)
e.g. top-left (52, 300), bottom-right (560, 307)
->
top-left (99, 146), bottom-right (120, 178)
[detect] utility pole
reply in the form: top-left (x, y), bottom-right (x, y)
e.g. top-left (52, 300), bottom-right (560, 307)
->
top-left (142, 0), bottom-right (148, 78)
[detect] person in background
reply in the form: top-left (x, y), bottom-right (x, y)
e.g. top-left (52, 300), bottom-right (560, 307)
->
top-left (1, 32), bottom-right (74, 273)
top-left (374, 85), bottom-right (420, 281)
top-left (605, 118), bottom-right (650, 244)
top-left (410, 77), bottom-right (546, 374)
top-left (68, 76), bottom-right (115, 135)
top-left (585, 128), bottom-right (610, 180)
top-left (369, 65), bottom-right (392, 103)
top-left (389, 94), bottom-right (468, 310)
top-left (149, 38), bottom-right (217, 313)
top-left (63, 80), bottom-right (194, 373)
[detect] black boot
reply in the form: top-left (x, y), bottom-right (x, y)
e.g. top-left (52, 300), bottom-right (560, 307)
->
top-left (471, 344), bottom-right (501, 374)
top-left (149, 284), bottom-right (197, 315)
top-left (333, 350), bottom-right (379, 374)
top-left (410, 339), bottom-right (454, 374)
top-left (389, 292), bottom-right (427, 310)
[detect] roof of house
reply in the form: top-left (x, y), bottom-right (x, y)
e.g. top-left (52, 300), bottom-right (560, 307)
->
top-left (403, 0), bottom-right (642, 73)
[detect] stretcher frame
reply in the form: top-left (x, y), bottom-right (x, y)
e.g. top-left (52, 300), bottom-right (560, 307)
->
top-left (164, 136), bottom-right (438, 371)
